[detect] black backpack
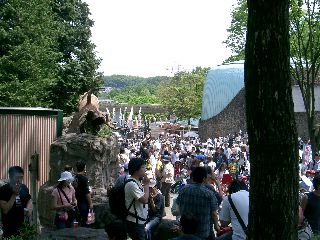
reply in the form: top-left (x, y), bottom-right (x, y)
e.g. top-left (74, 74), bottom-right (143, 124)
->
top-left (108, 177), bottom-right (136, 220)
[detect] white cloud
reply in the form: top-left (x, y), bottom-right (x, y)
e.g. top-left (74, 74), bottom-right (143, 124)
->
top-left (84, 0), bottom-right (238, 77)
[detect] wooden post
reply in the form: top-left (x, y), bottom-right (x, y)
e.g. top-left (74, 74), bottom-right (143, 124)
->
top-left (29, 153), bottom-right (39, 229)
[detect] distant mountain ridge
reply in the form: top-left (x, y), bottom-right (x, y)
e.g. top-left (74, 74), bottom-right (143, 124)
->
top-left (103, 75), bottom-right (171, 88)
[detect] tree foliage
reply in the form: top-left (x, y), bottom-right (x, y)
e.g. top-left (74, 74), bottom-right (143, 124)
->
top-left (105, 68), bottom-right (209, 119)
top-left (0, 0), bottom-right (59, 107)
top-left (102, 75), bottom-right (171, 105)
top-left (0, 0), bottom-right (102, 114)
top-left (290, 0), bottom-right (320, 152)
top-left (223, 0), bottom-right (247, 63)
top-left (103, 75), bottom-right (170, 88)
top-left (48, 0), bottom-right (102, 114)
top-left (156, 67), bottom-right (209, 119)
top-left (106, 83), bottom-right (159, 105)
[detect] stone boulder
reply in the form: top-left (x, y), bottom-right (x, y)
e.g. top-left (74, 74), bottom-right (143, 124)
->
top-left (48, 133), bottom-right (119, 187)
top-left (38, 183), bottom-right (56, 227)
top-left (38, 133), bottom-right (120, 228)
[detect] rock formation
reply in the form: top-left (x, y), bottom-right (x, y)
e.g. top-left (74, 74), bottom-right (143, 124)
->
top-left (65, 90), bottom-right (116, 135)
top-left (38, 133), bottom-right (119, 228)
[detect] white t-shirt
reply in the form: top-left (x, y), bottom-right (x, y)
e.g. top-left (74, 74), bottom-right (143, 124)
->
top-left (124, 178), bottom-right (148, 224)
top-left (238, 157), bottom-right (247, 166)
top-left (161, 163), bottom-right (174, 183)
top-left (171, 152), bottom-right (180, 165)
top-left (208, 161), bottom-right (216, 171)
top-left (219, 190), bottom-right (249, 240)
top-left (149, 155), bottom-right (157, 173)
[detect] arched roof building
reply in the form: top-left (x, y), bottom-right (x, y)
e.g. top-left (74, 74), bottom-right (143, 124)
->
top-left (202, 61), bottom-right (244, 121)
top-left (199, 61), bottom-right (320, 141)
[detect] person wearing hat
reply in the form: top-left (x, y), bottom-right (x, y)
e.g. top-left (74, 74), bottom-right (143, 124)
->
top-left (52, 171), bottom-right (78, 229)
top-left (160, 155), bottom-right (174, 207)
top-left (145, 178), bottom-right (164, 240)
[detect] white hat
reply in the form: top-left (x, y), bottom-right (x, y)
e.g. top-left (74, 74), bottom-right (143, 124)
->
top-left (58, 171), bottom-right (74, 182)
top-left (149, 179), bottom-right (157, 188)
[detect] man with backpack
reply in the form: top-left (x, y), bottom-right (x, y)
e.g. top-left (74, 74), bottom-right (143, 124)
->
top-left (125, 157), bottom-right (150, 240)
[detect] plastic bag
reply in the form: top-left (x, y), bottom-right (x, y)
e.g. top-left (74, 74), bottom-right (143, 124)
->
top-left (86, 209), bottom-right (95, 225)
top-left (58, 211), bottom-right (68, 221)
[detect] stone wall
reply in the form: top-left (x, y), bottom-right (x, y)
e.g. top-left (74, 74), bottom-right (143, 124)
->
top-left (295, 112), bottom-right (320, 141)
top-left (199, 89), bottom-right (247, 141)
top-left (38, 133), bottom-right (119, 228)
top-left (199, 89), bottom-right (320, 141)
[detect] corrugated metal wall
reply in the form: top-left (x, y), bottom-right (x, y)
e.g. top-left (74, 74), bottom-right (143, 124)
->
top-left (0, 114), bottom-right (57, 188)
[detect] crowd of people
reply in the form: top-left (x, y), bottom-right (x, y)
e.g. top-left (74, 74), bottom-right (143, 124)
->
top-left (105, 130), bottom-right (251, 240)
top-left (109, 129), bottom-right (320, 240)
top-left (1, 127), bottom-right (320, 240)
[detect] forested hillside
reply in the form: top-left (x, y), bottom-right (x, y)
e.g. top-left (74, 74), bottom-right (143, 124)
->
top-left (102, 67), bottom-right (209, 119)
top-left (103, 75), bottom-right (170, 88)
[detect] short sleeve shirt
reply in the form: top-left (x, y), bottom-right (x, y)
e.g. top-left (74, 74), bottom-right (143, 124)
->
top-left (176, 183), bottom-right (218, 239)
top-left (74, 174), bottom-right (90, 203)
top-left (52, 186), bottom-right (75, 211)
top-left (219, 190), bottom-right (249, 240)
top-left (124, 177), bottom-right (148, 224)
top-left (0, 183), bottom-right (31, 237)
top-left (148, 192), bottom-right (164, 218)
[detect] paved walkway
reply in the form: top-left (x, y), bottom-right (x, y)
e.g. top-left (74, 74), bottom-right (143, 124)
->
top-left (163, 193), bottom-right (178, 221)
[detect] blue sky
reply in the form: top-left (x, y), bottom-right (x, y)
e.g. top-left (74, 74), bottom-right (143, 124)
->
top-left (84, 0), bottom-right (237, 77)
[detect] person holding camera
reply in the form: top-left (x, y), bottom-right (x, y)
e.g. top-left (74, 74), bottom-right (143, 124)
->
top-left (125, 158), bottom-right (150, 240)
top-left (0, 166), bottom-right (32, 238)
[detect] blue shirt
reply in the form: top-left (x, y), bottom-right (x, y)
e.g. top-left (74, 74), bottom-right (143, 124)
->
top-left (176, 183), bottom-right (218, 239)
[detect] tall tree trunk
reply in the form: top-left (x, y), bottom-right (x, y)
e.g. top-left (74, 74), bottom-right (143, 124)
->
top-left (245, 0), bottom-right (299, 239)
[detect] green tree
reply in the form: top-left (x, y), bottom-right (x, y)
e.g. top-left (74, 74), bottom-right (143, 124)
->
top-left (245, 0), bottom-right (299, 239)
top-left (106, 83), bottom-right (159, 105)
top-left (224, 0), bottom-right (247, 63)
top-left (48, 0), bottom-right (102, 114)
top-left (290, 0), bottom-right (320, 154)
top-left (156, 67), bottom-right (209, 119)
top-left (0, 0), bottom-right (102, 115)
top-left (0, 0), bottom-right (59, 107)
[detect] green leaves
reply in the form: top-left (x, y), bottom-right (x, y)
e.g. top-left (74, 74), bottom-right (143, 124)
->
top-left (0, 0), bottom-right (59, 107)
top-left (156, 67), bottom-right (209, 119)
top-left (0, 0), bottom-right (101, 114)
top-left (103, 69), bottom-right (208, 120)
top-left (223, 0), bottom-right (247, 63)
